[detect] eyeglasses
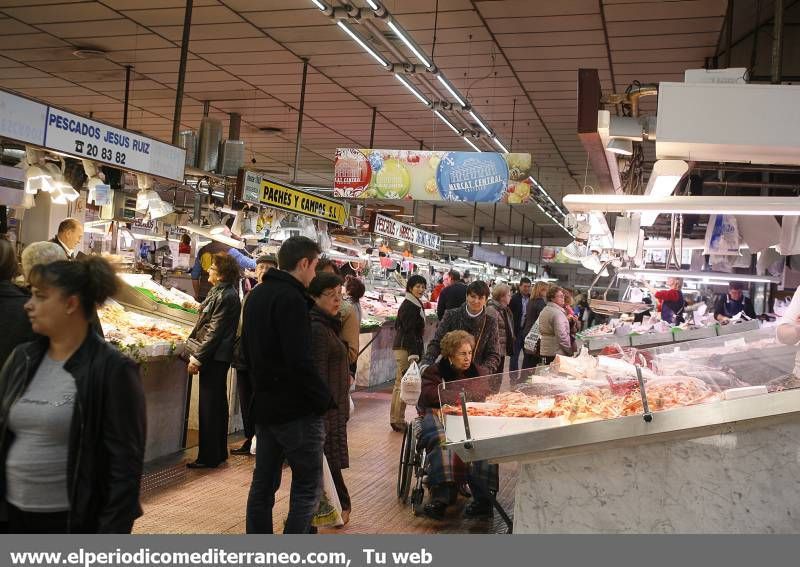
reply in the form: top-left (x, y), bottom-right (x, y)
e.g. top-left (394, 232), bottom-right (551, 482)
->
top-left (454, 350), bottom-right (472, 358)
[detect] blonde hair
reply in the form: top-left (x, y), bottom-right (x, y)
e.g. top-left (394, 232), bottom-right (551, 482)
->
top-left (491, 283), bottom-right (511, 302)
top-left (440, 330), bottom-right (475, 359)
top-left (532, 281), bottom-right (550, 299)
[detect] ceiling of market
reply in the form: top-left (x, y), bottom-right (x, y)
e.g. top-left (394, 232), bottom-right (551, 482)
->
top-left (0, 0), bottom-right (735, 246)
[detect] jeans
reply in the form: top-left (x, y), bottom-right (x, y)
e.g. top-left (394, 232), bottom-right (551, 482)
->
top-left (246, 415), bottom-right (325, 534)
top-left (510, 334), bottom-right (524, 372)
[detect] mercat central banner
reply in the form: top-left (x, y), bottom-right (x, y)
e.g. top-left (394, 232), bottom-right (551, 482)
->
top-left (333, 148), bottom-right (535, 204)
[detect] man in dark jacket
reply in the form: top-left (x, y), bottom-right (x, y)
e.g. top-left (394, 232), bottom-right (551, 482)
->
top-left (508, 277), bottom-right (531, 371)
top-left (436, 270), bottom-right (467, 320)
top-left (49, 218), bottom-right (85, 260)
top-left (243, 236), bottom-right (334, 534)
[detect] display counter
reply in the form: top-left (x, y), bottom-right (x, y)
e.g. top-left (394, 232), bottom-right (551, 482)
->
top-left (441, 328), bottom-right (800, 533)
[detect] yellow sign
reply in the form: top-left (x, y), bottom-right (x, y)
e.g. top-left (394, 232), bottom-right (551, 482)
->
top-left (258, 177), bottom-right (349, 226)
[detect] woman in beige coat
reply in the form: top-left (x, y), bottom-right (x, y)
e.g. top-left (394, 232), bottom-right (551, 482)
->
top-left (537, 286), bottom-right (573, 364)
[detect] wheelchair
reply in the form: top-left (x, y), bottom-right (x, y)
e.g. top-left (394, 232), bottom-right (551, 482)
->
top-left (395, 416), bottom-right (513, 531)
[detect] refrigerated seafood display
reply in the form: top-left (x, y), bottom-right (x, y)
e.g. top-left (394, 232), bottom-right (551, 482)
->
top-left (439, 327), bottom-right (800, 533)
top-left (114, 272), bottom-right (199, 327)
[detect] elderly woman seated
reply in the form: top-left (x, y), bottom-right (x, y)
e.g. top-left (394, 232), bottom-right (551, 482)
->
top-left (417, 330), bottom-right (498, 521)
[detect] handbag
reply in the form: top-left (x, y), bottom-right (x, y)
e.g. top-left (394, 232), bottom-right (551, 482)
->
top-left (523, 318), bottom-right (541, 355)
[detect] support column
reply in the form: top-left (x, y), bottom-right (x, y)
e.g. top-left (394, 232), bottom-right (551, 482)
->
top-left (171, 0), bottom-right (193, 146)
top-left (369, 107), bottom-right (377, 148)
top-left (771, 0), bottom-right (784, 83)
top-left (123, 65), bottom-right (133, 129)
top-left (292, 59), bottom-right (309, 184)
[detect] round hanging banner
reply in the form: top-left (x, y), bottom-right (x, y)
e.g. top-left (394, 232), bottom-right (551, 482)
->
top-left (436, 152), bottom-right (509, 202)
top-left (374, 158), bottom-right (411, 199)
top-left (333, 148), bottom-right (371, 197)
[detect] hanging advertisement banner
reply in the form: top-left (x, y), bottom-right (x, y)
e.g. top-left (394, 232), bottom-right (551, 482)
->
top-left (334, 148), bottom-right (534, 204)
top-left (0, 88), bottom-right (186, 182)
top-left (369, 213), bottom-right (441, 251)
top-left (242, 170), bottom-right (349, 226)
top-left (470, 245), bottom-right (507, 267)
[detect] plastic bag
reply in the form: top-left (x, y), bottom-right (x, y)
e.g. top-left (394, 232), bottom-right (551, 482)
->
top-left (311, 456), bottom-right (344, 528)
top-left (400, 357), bottom-right (422, 406)
top-left (523, 319), bottom-right (541, 354)
top-left (778, 216), bottom-right (800, 256)
top-left (250, 435), bottom-right (257, 455)
top-left (704, 214), bottom-right (741, 256)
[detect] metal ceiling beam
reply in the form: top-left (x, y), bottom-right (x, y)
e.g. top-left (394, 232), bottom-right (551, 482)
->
top-left (171, 0), bottom-right (193, 146)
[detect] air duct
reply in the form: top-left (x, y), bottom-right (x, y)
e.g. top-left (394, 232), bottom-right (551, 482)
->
top-left (197, 117), bottom-right (222, 172)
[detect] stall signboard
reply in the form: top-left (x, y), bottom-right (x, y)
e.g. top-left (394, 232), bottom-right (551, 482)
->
top-left (509, 257), bottom-right (527, 272)
top-left (470, 245), bottom-right (507, 267)
top-left (244, 171), bottom-right (349, 226)
top-left (0, 88), bottom-right (185, 182)
top-left (334, 148), bottom-right (534, 203)
top-left (369, 213), bottom-right (441, 251)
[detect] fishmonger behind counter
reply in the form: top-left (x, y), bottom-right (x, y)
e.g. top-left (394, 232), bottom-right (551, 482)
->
top-left (714, 281), bottom-right (757, 323)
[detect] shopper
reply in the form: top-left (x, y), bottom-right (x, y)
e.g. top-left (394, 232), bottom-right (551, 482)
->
top-left (231, 255), bottom-right (276, 456)
top-left (648, 277), bottom-right (685, 324)
top-left (508, 277), bottom-right (531, 371)
top-left (418, 330), bottom-right (497, 520)
top-left (186, 253), bottom-right (242, 469)
top-left (243, 236), bottom-right (333, 534)
top-left (714, 281), bottom-right (757, 323)
top-left (0, 256), bottom-right (145, 533)
top-left (49, 218), bottom-right (84, 260)
top-left (563, 289), bottom-right (580, 348)
top-left (486, 283), bottom-right (515, 373)
top-left (0, 238), bottom-right (34, 368)
top-left (430, 277), bottom-right (444, 303)
top-left (178, 233), bottom-right (192, 255)
top-left (436, 270), bottom-right (467, 320)
top-left (308, 273), bottom-right (352, 525)
top-left (424, 281), bottom-right (501, 374)
top-left (20, 241), bottom-right (67, 281)
top-left (317, 259), bottom-right (360, 367)
top-left (390, 274), bottom-right (427, 432)
top-left (521, 282), bottom-right (550, 369)
top-left (344, 276), bottom-right (366, 374)
top-left (538, 286), bottom-right (573, 364)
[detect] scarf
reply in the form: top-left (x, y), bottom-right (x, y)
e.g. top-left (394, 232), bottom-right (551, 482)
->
top-left (405, 292), bottom-right (425, 320)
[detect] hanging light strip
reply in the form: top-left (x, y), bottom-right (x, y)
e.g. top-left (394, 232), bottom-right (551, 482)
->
top-left (387, 20), bottom-right (432, 68)
top-left (463, 137), bottom-right (482, 152)
top-left (563, 194), bottom-right (800, 216)
top-left (311, 0), bottom-right (327, 10)
top-left (434, 110), bottom-right (461, 135)
top-left (365, 0), bottom-right (380, 9)
top-left (469, 110), bottom-right (493, 137)
top-left (492, 137), bottom-right (509, 154)
top-left (436, 75), bottom-right (467, 108)
top-left (336, 21), bottom-right (389, 68)
top-left (394, 73), bottom-right (430, 105)
top-left (617, 268), bottom-right (780, 285)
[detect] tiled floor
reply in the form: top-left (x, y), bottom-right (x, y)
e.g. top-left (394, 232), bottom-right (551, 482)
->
top-left (133, 390), bottom-right (516, 534)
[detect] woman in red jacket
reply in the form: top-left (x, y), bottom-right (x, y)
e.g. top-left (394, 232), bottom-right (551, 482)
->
top-left (648, 277), bottom-right (686, 325)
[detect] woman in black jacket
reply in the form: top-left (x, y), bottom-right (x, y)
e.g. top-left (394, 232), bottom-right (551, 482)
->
top-left (0, 257), bottom-right (145, 533)
top-left (390, 274), bottom-right (427, 432)
top-left (308, 273), bottom-right (352, 524)
top-left (186, 253), bottom-right (241, 469)
top-left (0, 238), bottom-right (34, 369)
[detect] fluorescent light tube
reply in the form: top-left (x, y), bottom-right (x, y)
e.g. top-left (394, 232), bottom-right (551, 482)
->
top-left (563, 194), bottom-right (800, 216)
top-left (387, 20), bottom-right (431, 68)
top-left (365, 0), bottom-right (379, 9)
top-left (463, 137), bottom-right (482, 152)
top-left (617, 268), bottom-right (780, 285)
top-left (436, 75), bottom-right (466, 107)
top-left (434, 110), bottom-right (460, 135)
top-left (469, 110), bottom-right (492, 137)
top-left (394, 74), bottom-right (429, 105)
top-left (492, 137), bottom-right (509, 154)
top-left (310, 0), bottom-right (327, 10)
top-left (337, 21), bottom-right (389, 68)
top-left (640, 159), bottom-right (690, 226)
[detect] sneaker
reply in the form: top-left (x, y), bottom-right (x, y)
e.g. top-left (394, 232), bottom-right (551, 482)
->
top-left (463, 500), bottom-right (493, 519)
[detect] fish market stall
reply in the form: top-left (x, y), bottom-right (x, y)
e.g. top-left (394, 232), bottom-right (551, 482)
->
top-left (443, 327), bottom-right (800, 533)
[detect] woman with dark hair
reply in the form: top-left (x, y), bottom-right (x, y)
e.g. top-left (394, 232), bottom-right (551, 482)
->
top-left (486, 283), bottom-right (515, 373)
top-left (0, 257), bottom-right (146, 533)
top-left (538, 286), bottom-right (573, 364)
top-left (418, 330), bottom-right (497, 520)
top-left (423, 280), bottom-right (501, 374)
top-left (308, 273), bottom-right (352, 524)
top-left (0, 238), bottom-right (34, 368)
top-left (521, 281), bottom-right (550, 369)
top-left (186, 252), bottom-right (242, 469)
top-left (390, 274), bottom-right (427, 431)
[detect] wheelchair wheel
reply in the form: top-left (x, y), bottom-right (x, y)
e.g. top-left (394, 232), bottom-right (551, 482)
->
top-left (411, 448), bottom-right (427, 516)
top-left (396, 423), bottom-right (413, 502)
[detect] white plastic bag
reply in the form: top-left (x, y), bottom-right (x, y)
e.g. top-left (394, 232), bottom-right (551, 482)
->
top-left (250, 435), bottom-right (257, 455)
top-left (779, 216), bottom-right (800, 255)
top-left (400, 357), bottom-right (422, 406)
top-left (523, 319), bottom-right (541, 354)
top-left (311, 455), bottom-right (344, 528)
top-left (704, 214), bottom-right (741, 256)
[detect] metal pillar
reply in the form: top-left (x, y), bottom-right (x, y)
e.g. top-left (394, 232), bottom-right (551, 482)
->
top-left (470, 203), bottom-right (477, 242)
top-left (171, 0), bottom-right (193, 146)
top-left (419, 140), bottom-right (424, 150)
top-left (292, 59), bottom-right (309, 184)
top-left (123, 65), bottom-right (132, 129)
top-left (369, 107), bottom-right (377, 148)
top-left (229, 112), bottom-right (241, 140)
top-left (203, 100), bottom-right (210, 117)
top-left (771, 0), bottom-right (784, 83)
top-left (726, 0), bottom-right (735, 68)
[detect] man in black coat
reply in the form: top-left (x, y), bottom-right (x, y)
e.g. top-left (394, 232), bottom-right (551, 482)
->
top-left (50, 218), bottom-right (85, 260)
top-left (508, 277), bottom-right (531, 371)
top-left (242, 236), bottom-right (334, 534)
top-left (436, 270), bottom-right (467, 320)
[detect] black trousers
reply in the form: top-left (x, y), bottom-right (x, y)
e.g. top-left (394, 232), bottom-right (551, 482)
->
top-left (197, 360), bottom-right (230, 466)
top-left (5, 502), bottom-right (68, 534)
top-left (329, 464), bottom-right (351, 512)
top-left (236, 369), bottom-right (255, 440)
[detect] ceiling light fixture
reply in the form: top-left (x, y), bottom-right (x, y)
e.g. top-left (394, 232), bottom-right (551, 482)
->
top-left (337, 21), bottom-right (389, 68)
top-left (387, 20), bottom-right (431, 68)
top-left (617, 268), bottom-right (780, 285)
top-left (365, 0), bottom-right (380, 9)
top-left (436, 75), bottom-right (466, 108)
top-left (469, 110), bottom-right (493, 137)
top-left (640, 159), bottom-right (690, 226)
top-left (606, 138), bottom-right (633, 156)
top-left (434, 110), bottom-right (461, 135)
top-left (563, 194), bottom-right (800, 216)
top-left (463, 137), bottom-right (482, 152)
top-left (492, 137), bottom-right (509, 154)
top-left (394, 73), bottom-right (430, 105)
top-left (310, 0), bottom-right (327, 9)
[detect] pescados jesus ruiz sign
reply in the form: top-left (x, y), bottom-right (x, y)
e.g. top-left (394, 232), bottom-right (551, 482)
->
top-left (370, 213), bottom-right (441, 251)
top-left (333, 148), bottom-right (534, 203)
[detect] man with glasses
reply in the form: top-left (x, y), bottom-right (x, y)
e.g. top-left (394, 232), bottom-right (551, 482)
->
top-left (242, 237), bottom-right (334, 534)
